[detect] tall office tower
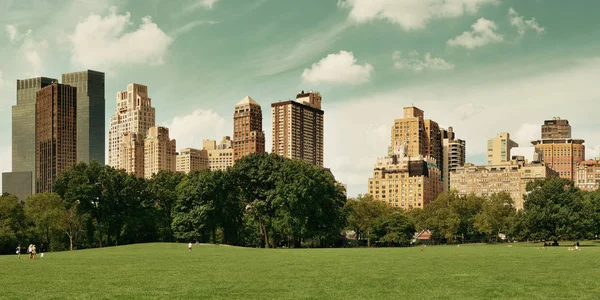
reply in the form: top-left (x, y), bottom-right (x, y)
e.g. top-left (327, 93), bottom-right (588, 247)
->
top-left (233, 96), bottom-right (265, 162)
top-left (442, 127), bottom-right (466, 191)
top-left (144, 126), bottom-right (176, 178)
top-left (108, 84), bottom-right (155, 169)
top-left (119, 132), bottom-right (145, 178)
top-left (487, 132), bottom-right (518, 165)
top-left (271, 91), bottom-right (324, 166)
top-left (532, 118), bottom-right (584, 180)
top-left (62, 70), bottom-right (105, 164)
top-left (203, 137), bottom-right (234, 171)
top-left (35, 83), bottom-right (77, 193)
top-left (390, 106), bottom-right (442, 165)
top-left (542, 117), bottom-right (571, 139)
top-left (176, 148), bottom-right (209, 174)
top-left (2, 77), bottom-right (57, 199)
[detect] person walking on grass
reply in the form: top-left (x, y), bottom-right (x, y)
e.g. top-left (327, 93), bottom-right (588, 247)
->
top-left (28, 244), bottom-right (32, 259)
top-left (188, 242), bottom-right (193, 252)
top-left (16, 245), bottom-right (21, 259)
top-left (31, 244), bottom-right (37, 259)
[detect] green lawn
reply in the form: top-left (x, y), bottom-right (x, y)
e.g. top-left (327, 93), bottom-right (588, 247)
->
top-left (1, 242), bottom-right (599, 299)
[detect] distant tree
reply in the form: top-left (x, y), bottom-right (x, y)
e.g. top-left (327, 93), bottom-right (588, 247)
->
top-left (148, 171), bottom-right (185, 241)
top-left (420, 192), bottom-right (461, 243)
top-left (345, 194), bottom-right (390, 247)
top-left (58, 202), bottom-right (84, 251)
top-left (522, 177), bottom-right (591, 241)
top-left (24, 193), bottom-right (64, 251)
top-left (370, 212), bottom-right (415, 246)
top-left (474, 192), bottom-right (515, 243)
top-left (0, 193), bottom-right (28, 254)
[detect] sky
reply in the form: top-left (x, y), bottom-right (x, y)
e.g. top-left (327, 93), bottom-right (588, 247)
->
top-left (1, 0), bottom-right (600, 197)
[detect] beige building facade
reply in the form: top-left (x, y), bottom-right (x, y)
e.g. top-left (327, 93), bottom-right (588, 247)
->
top-left (119, 132), bottom-right (145, 178)
top-left (368, 143), bottom-right (443, 210)
top-left (271, 91), bottom-right (324, 167)
top-left (144, 126), bottom-right (176, 178)
top-left (450, 157), bottom-right (557, 209)
top-left (390, 106), bottom-right (442, 165)
top-left (487, 132), bottom-right (518, 166)
top-left (108, 83), bottom-right (156, 169)
top-left (176, 148), bottom-right (209, 174)
top-left (575, 160), bottom-right (600, 191)
top-left (203, 137), bottom-right (234, 171)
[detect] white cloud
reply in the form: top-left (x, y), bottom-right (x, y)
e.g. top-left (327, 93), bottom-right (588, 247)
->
top-left (392, 50), bottom-right (454, 72)
top-left (325, 58), bottom-right (600, 197)
top-left (165, 109), bottom-right (228, 150)
top-left (447, 18), bottom-right (503, 49)
top-left (338, 0), bottom-right (497, 30)
top-left (5, 24), bottom-right (31, 42)
top-left (513, 123), bottom-right (539, 146)
top-left (171, 20), bottom-right (217, 36)
top-left (200, 0), bottom-right (220, 9)
top-left (69, 6), bottom-right (173, 70)
top-left (508, 7), bottom-right (545, 37)
top-left (187, 0), bottom-right (221, 10)
top-left (302, 50), bottom-right (373, 85)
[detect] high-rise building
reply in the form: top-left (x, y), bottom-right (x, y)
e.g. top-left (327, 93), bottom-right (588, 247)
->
top-left (450, 156), bottom-right (557, 210)
top-left (2, 77), bottom-right (56, 199)
top-left (271, 91), bottom-right (324, 166)
top-left (390, 106), bottom-right (442, 164)
top-left (62, 70), bottom-right (105, 165)
top-left (35, 83), bottom-right (77, 193)
top-left (487, 132), bottom-right (518, 165)
top-left (442, 127), bottom-right (466, 191)
top-left (109, 83), bottom-right (156, 169)
top-left (233, 96), bottom-right (265, 162)
top-left (144, 126), bottom-right (176, 178)
top-left (368, 142), bottom-right (443, 209)
top-left (531, 118), bottom-right (584, 181)
top-left (203, 137), bottom-right (234, 171)
top-left (176, 148), bottom-right (209, 174)
top-left (119, 132), bottom-right (144, 178)
top-left (542, 117), bottom-right (571, 139)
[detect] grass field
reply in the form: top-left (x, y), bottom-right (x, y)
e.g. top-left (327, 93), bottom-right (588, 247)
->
top-left (1, 242), bottom-right (599, 299)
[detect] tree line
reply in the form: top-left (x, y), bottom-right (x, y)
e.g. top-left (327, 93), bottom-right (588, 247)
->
top-left (2, 157), bottom-right (600, 254)
top-left (347, 177), bottom-right (600, 246)
top-left (0, 154), bottom-right (347, 253)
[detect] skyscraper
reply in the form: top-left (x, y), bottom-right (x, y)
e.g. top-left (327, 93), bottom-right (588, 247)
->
top-left (62, 70), bottom-right (105, 165)
top-left (442, 127), bottom-right (466, 191)
top-left (390, 106), bottom-right (442, 165)
top-left (532, 118), bottom-right (585, 181)
top-left (176, 148), bottom-right (209, 174)
top-left (144, 126), bottom-right (176, 178)
top-left (35, 83), bottom-right (77, 193)
top-left (233, 96), bottom-right (265, 162)
top-left (203, 137), bottom-right (234, 171)
top-left (2, 77), bottom-right (56, 199)
top-left (271, 91), bottom-right (324, 166)
top-left (487, 132), bottom-right (518, 165)
top-left (119, 132), bottom-right (145, 178)
top-left (108, 83), bottom-right (156, 169)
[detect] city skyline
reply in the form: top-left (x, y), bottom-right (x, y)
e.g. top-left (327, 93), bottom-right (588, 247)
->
top-left (1, 0), bottom-right (600, 197)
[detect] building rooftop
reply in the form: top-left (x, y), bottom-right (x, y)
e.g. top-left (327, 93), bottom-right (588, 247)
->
top-left (236, 96), bottom-right (259, 106)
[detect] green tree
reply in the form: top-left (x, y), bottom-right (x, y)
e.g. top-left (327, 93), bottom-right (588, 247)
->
top-left (345, 194), bottom-right (390, 247)
top-left (148, 171), bottom-right (185, 241)
top-left (58, 202), bottom-right (84, 251)
top-left (523, 177), bottom-right (590, 241)
top-left (24, 193), bottom-right (64, 251)
top-left (474, 192), bottom-right (515, 243)
top-left (370, 212), bottom-right (415, 246)
top-left (0, 193), bottom-right (28, 254)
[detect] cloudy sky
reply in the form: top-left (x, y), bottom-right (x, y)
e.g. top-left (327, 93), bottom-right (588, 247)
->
top-left (1, 0), bottom-right (599, 196)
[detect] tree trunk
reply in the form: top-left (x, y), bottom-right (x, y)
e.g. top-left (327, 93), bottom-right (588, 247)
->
top-left (260, 219), bottom-right (270, 248)
top-left (69, 235), bottom-right (73, 251)
top-left (367, 230), bottom-right (371, 247)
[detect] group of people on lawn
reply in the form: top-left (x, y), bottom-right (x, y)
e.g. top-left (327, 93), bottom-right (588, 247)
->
top-left (15, 244), bottom-right (45, 259)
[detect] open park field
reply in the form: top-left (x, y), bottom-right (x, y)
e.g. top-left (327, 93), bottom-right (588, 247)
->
top-left (1, 242), bottom-right (599, 299)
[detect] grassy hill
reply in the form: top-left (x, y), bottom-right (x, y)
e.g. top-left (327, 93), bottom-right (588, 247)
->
top-left (1, 242), bottom-right (599, 299)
